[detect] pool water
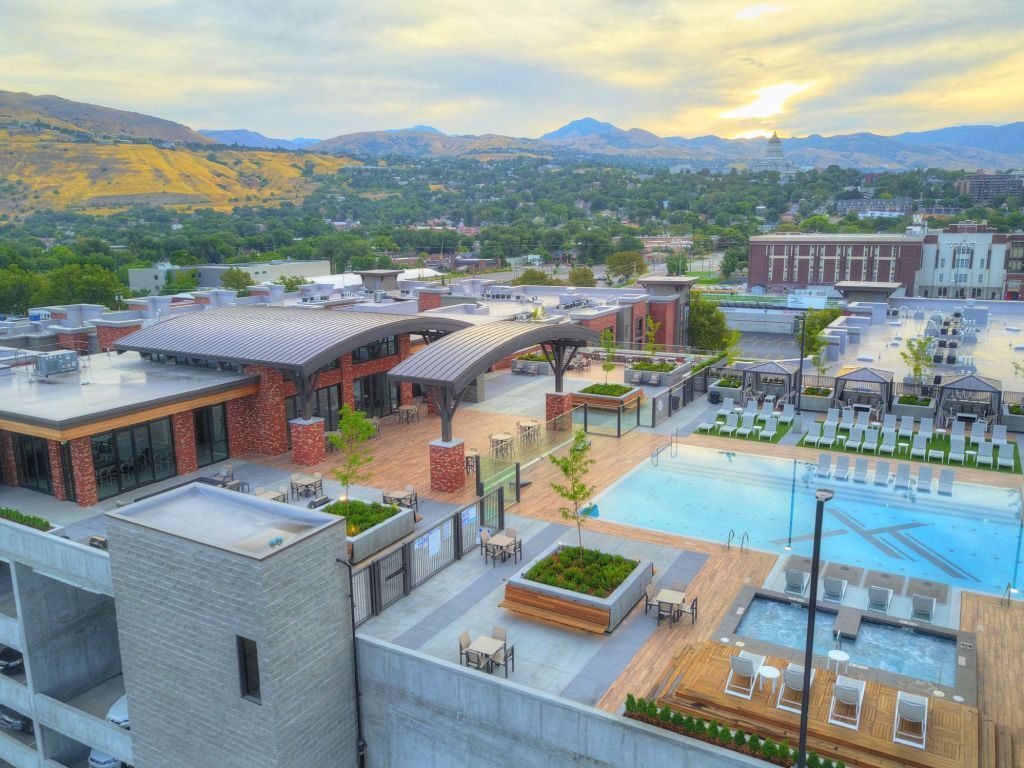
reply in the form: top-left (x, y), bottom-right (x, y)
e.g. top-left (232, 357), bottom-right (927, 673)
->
top-left (736, 597), bottom-right (958, 686)
top-left (596, 444), bottom-right (1023, 596)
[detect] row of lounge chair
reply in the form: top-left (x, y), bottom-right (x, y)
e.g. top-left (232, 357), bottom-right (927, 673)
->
top-left (699, 412), bottom-right (780, 440)
top-left (715, 397), bottom-right (796, 425)
top-left (783, 567), bottom-right (937, 621)
top-left (814, 453), bottom-right (954, 494)
top-left (725, 652), bottom-right (928, 748)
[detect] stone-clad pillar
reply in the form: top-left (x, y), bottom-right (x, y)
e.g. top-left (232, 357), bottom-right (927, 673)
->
top-left (546, 392), bottom-right (575, 432)
top-left (429, 439), bottom-right (465, 493)
top-left (291, 417), bottom-right (326, 466)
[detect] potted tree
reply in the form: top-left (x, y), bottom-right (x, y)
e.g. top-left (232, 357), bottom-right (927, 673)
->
top-left (800, 349), bottom-right (833, 412)
top-left (625, 316), bottom-right (691, 386)
top-left (573, 329), bottom-right (642, 408)
top-left (893, 337), bottom-right (936, 418)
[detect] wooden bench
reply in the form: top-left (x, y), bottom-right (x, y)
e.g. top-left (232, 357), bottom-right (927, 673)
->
top-left (501, 583), bottom-right (609, 634)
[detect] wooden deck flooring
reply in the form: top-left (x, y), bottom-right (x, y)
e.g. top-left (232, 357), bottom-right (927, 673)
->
top-left (655, 640), bottom-right (979, 768)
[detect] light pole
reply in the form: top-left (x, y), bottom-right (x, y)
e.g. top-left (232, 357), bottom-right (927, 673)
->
top-left (796, 487), bottom-right (833, 768)
top-left (795, 312), bottom-right (807, 414)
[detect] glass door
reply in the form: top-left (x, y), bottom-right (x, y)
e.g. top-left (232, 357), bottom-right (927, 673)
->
top-left (194, 404), bottom-right (229, 468)
top-left (353, 373), bottom-right (396, 419)
top-left (13, 435), bottom-right (52, 495)
top-left (91, 417), bottom-right (177, 500)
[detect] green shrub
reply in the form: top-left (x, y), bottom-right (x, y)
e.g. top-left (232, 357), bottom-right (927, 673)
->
top-left (803, 386), bottom-right (831, 396)
top-left (631, 360), bottom-right (677, 372)
top-left (692, 718), bottom-right (706, 736)
top-left (807, 752), bottom-right (821, 768)
top-left (717, 726), bottom-right (731, 746)
top-left (683, 715), bottom-right (695, 733)
top-left (1010, 404), bottom-right (1024, 416)
top-left (0, 507), bottom-right (50, 531)
top-left (322, 499), bottom-right (399, 536)
top-left (692, 352), bottom-right (726, 373)
top-left (624, 693), bottom-right (636, 713)
top-left (761, 738), bottom-right (777, 760)
top-left (579, 383), bottom-right (634, 397)
top-left (670, 712), bottom-right (684, 727)
top-left (524, 546), bottom-right (637, 598)
top-left (647, 700), bottom-right (658, 718)
top-left (516, 352), bottom-right (548, 362)
top-left (659, 704), bottom-right (672, 722)
top-left (733, 728), bottom-right (746, 748)
top-left (898, 394), bottom-right (932, 406)
top-left (716, 377), bottom-right (742, 388)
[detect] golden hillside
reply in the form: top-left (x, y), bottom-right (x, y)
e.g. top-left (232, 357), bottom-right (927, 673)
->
top-left (0, 130), bottom-right (360, 215)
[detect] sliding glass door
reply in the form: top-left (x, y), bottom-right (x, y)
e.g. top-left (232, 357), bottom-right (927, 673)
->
top-left (353, 373), bottom-right (398, 418)
top-left (285, 384), bottom-right (341, 447)
top-left (91, 417), bottom-right (176, 500)
top-left (194, 404), bottom-right (229, 468)
top-left (13, 434), bottom-right (52, 495)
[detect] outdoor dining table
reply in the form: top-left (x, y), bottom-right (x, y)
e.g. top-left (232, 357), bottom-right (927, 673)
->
top-left (291, 474), bottom-right (318, 497)
top-left (655, 588), bottom-right (686, 624)
top-left (384, 490), bottom-right (415, 507)
top-left (465, 448), bottom-right (479, 473)
top-left (468, 636), bottom-right (505, 671)
top-left (490, 433), bottom-right (513, 456)
top-left (519, 420), bottom-right (540, 442)
top-left (398, 404), bottom-right (420, 424)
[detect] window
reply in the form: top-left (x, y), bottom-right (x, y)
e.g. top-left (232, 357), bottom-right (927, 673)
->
top-left (237, 636), bottom-right (261, 703)
top-left (351, 336), bottom-right (399, 363)
top-left (978, 273), bottom-right (984, 283)
top-left (92, 417), bottom-right (177, 500)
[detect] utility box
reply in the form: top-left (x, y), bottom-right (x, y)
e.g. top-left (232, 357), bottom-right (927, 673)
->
top-left (35, 350), bottom-right (79, 376)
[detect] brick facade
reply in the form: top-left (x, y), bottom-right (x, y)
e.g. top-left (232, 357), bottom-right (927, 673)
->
top-left (0, 431), bottom-right (19, 487)
top-left (630, 300), bottom-right (649, 345)
top-left (290, 418), bottom-right (325, 466)
top-left (55, 331), bottom-right (91, 353)
top-left (224, 397), bottom-right (254, 458)
top-left (578, 314), bottom-right (617, 340)
top-left (545, 392), bottom-right (575, 432)
top-left (429, 439), bottom-right (465, 492)
top-left (238, 366), bottom-right (290, 456)
top-left (96, 323), bottom-right (142, 352)
top-left (46, 439), bottom-right (67, 501)
top-left (171, 411), bottom-right (199, 475)
top-left (68, 436), bottom-right (98, 506)
top-left (646, 300), bottom-right (678, 347)
top-left (417, 291), bottom-right (444, 312)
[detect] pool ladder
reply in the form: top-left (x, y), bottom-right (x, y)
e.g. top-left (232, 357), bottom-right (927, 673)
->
top-left (725, 529), bottom-right (749, 553)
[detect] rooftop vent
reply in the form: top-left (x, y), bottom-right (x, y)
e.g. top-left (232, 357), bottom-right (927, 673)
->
top-left (35, 350), bottom-right (79, 376)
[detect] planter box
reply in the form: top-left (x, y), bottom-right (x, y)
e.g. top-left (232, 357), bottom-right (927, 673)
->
top-left (570, 386), bottom-right (643, 411)
top-left (625, 362), bottom-right (691, 387)
top-left (890, 396), bottom-right (936, 420)
top-left (502, 542), bottom-right (654, 633)
top-left (708, 382), bottom-right (743, 403)
top-left (347, 506), bottom-right (415, 564)
top-left (1002, 404), bottom-right (1024, 433)
top-left (799, 392), bottom-right (832, 413)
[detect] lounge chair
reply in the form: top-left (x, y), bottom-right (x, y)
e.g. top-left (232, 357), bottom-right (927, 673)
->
top-left (937, 468), bottom-right (955, 495)
top-left (838, 409), bottom-right (854, 432)
top-left (878, 429), bottom-right (897, 455)
top-left (833, 454), bottom-right (851, 481)
top-left (969, 421), bottom-right (986, 446)
top-left (829, 676), bottom-right (867, 730)
top-left (852, 458), bottom-right (869, 483)
top-left (736, 414), bottom-right (756, 438)
top-left (893, 691), bottom-right (928, 750)
top-left (867, 585), bottom-right (894, 613)
top-left (898, 415), bottom-right (915, 439)
top-left (717, 397), bottom-right (735, 419)
top-left (719, 413), bottom-right (739, 436)
top-left (883, 414), bottom-right (897, 432)
top-left (856, 411), bottom-right (870, 428)
top-left (948, 435), bottom-right (966, 464)
top-left (893, 463), bottom-right (911, 490)
top-left (873, 460), bottom-right (891, 486)
top-left (992, 424), bottom-right (1009, 450)
top-left (759, 418), bottom-right (778, 441)
top-left (951, 420), bottom-right (965, 438)
top-left (919, 417), bottom-right (934, 441)
top-left (826, 407), bottom-right (840, 427)
top-left (815, 453), bottom-right (832, 478)
top-left (819, 422), bottom-right (837, 448)
top-left (697, 418), bottom-right (718, 433)
top-left (976, 440), bottom-right (994, 467)
top-left (910, 433), bottom-right (928, 460)
top-left (998, 445), bottom-right (1015, 470)
top-left (743, 399), bottom-right (758, 417)
top-left (911, 594), bottom-right (936, 623)
top-left (724, 650), bottom-right (766, 700)
top-left (803, 422), bottom-right (822, 447)
top-left (778, 403), bottom-right (795, 425)
top-left (860, 427), bottom-right (879, 453)
top-left (845, 425), bottom-right (865, 453)
top-left (776, 663), bottom-right (815, 714)
top-left (822, 576), bottom-right (847, 603)
top-left (916, 466), bottom-right (933, 492)
top-left (784, 568), bottom-right (810, 595)
top-left (757, 402), bottom-right (774, 424)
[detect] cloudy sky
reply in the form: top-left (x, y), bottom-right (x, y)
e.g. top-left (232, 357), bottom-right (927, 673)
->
top-left (3, 0), bottom-right (1022, 140)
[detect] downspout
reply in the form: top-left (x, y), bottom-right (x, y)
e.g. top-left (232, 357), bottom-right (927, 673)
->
top-left (337, 558), bottom-right (367, 767)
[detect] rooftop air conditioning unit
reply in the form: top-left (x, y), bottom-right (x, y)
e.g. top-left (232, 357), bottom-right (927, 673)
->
top-left (373, 290), bottom-right (386, 303)
top-left (35, 350), bottom-right (79, 376)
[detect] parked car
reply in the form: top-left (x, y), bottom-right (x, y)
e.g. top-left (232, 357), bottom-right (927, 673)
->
top-left (88, 751), bottom-right (124, 768)
top-left (88, 695), bottom-right (131, 768)
top-left (0, 705), bottom-right (32, 733)
top-left (0, 646), bottom-right (23, 675)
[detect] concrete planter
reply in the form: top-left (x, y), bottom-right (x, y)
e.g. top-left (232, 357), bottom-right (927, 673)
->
top-left (890, 396), bottom-right (936, 420)
top-left (799, 392), bottom-right (832, 413)
top-left (625, 362), bottom-right (690, 387)
top-left (708, 382), bottom-right (743, 403)
top-left (570, 386), bottom-right (643, 411)
top-left (347, 506), bottom-right (415, 564)
top-left (504, 541), bottom-right (653, 633)
top-left (1001, 404), bottom-right (1024, 433)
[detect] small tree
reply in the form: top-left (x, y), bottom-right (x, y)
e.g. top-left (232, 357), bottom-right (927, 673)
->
top-left (900, 336), bottom-right (934, 386)
top-left (643, 315), bottom-right (662, 356)
top-left (274, 274), bottom-right (313, 291)
top-left (600, 328), bottom-right (616, 383)
top-left (568, 265), bottom-right (596, 287)
top-left (548, 430), bottom-right (596, 563)
top-left (220, 267), bottom-right (254, 294)
top-left (326, 405), bottom-right (377, 502)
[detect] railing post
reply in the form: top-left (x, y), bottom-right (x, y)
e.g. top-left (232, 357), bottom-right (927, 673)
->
top-left (402, 542), bottom-right (413, 595)
top-left (453, 513), bottom-right (464, 560)
top-left (497, 486), bottom-right (505, 530)
top-left (369, 560), bottom-right (382, 616)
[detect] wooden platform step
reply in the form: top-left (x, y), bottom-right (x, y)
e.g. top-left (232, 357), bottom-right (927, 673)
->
top-left (499, 599), bottom-right (608, 634)
top-left (500, 583), bottom-right (610, 634)
top-left (982, 722), bottom-right (1016, 768)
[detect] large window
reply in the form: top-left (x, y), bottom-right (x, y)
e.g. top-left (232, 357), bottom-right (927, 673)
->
top-left (13, 434), bottom-right (52, 495)
top-left (284, 384), bottom-right (341, 447)
top-left (194, 404), bottom-right (229, 468)
top-left (236, 636), bottom-right (261, 704)
top-left (353, 372), bottom-right (398, 418)
top-left (91, 418), bottom-right (176, 500)
top-left (351, 336), bottom-right (399, 363)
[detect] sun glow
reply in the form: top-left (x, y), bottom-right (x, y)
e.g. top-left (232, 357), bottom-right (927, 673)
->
top-left (735, 4), bottom-right (782, 20)
top-left (721, 82), bottom-right (812, 119)
top-left (732, 129), bottom-right (774, 139)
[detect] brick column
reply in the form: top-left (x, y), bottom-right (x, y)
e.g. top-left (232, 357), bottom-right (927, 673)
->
top-left (426, 387), bottom-right (440, 415)
top-left (429, 439), bottom-right (465, 493)
top-left (95, 323), bottom-right (142, 352)
top-left (46, 440), bottom-right (67, 501)
top-left (546, 392), bottom-right (575, 432)
top-left (290, 417), bottom-right (326, 466)
top-left (172, 411), bottom-right (199, 475)
top-left (69, 436), bottom-right (98, 507)
top-left (0, 431), bottom-right (19, 487)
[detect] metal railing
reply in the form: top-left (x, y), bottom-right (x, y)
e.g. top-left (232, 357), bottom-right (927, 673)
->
top-left (350, 487), bottom-right (505, 627)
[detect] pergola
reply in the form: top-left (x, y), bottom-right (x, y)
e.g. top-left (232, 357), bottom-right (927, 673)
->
top-left (834, 366), bottom-right (894, 413)
top-left (387, 321), bottom-right (600, 442)
top-left (937, 374), bottom-right (1002, 424)
top-left (740, 361), bottom-right (799, 400)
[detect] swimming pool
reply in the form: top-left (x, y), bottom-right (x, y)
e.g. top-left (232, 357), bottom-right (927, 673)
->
top-left (596, 445), bottom-right (1024, 596)
top-left (736, 597), bottom-right (958, 686)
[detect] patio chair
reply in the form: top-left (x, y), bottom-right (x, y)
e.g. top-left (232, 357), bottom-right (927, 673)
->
top-left (778, 403), bottom-right (795, 425)
top-left (678, 596), bottom-right (698, 625)
top-left (950, 420), bottom-right (965, 438)
top-left (898, 415), bottom-right (915, 439)
top-left (852, 458), bottom-right (869, 483)
top-left (503, 534), bottom-right (522, 563)
top-left (490, 643), bottom-right (515, 677)
top-left (882, 413), bottom-right (897, 432)
top-left (776, 663), bottom-right (815, 714)
top-left (815, 453), bottom-right (831, 478)
top-left (697, 417), bottom-right (718, 433)
top-left (878, 429), bottom-right (897, 455)
top-left (743, 399), bottom-right (758, 417)
top-left (828, 676), bottom-right (867, 730)
top-left (860, 427), bottom-right (879, 453)
top-left (873, 460), bottom-right (891, 486)
top-left (969, 421), bottom-right (986, 446)
top-left (948, 436), bottom-right (966, 465)
top-left (919, 417), bottom-right (934, 441)
top-left (826, 407), bottom-right (840, 426)
top-left (910, 433), bottom-right (928, 460)
top-left (649, 374), bottom-right (661, 387)
top-left (998, 444), bottom-right (1015, 470)
top-left (976, 440), bottom-right (994, 467)
top-left (838, 409), bottom-right (854, 432)
top-left (492, 626), bottom-right (507, 642)
top-left (784, 568), bottom-right (810, 595)
top-left (719, 413), bottom-right (739, 436)
top-left (657, 600), bottom-right (675, 626)
top-left (856, 411), bottom-right (870, 428)
top-left (893, 691), bottom-right (928, 750)
top-left (757, 401), bottom-right (774, 424)
top-left (822, 576), bottom-right (847, 603)
top-left (833, 455), bottom-right (851, 481)
top-left (916, 466), bottom-right (933, 492)
top-left (819, 422), bottom-right (837, 448)
top-left (716, 396), bottom-right (735, 419)
top-left (759, 418), bottom-right (778, 441)
top-left (630, 371), bottom-right (643, 385)
top-left (911, 594), bottom-right (936, 623)
top-left (893, 463), bottom-right (911, 490)
top-left (736, 414), bottom-right (756, 438)
top-left (644, 584), bottom-right (658, 615)
top-left (991, 424), bottom-right (1009, 450)
top-left (459, 631), bottom-right (485, 669)
top-left (937, 468), bottom-right (955, 495)
top-left (802, 421), bottom-right (821, 447)
top-left (867, 585), bottom-right (894, 613)
top-left (724, 650), bottom-right (766, 700)
top-left (840, 424), bottom-right (860, 452)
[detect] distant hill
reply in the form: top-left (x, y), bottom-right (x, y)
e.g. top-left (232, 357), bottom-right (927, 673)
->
top-left (310, 128), bottom-right (540, 159)
top-left (540, 117), bottom-right (623, 141)
top-left (893, 122), bottom-right (1024, 156)
top-left (200, 129), bottom-right (323, 150)
top-left (0, 89), bottom-right (211, 144)
top-left (386, 125), bottom-right (445, 135)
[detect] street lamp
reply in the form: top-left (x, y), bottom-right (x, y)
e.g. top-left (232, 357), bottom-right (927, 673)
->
top-left (796, 487), bottom-right (833, 768)
top-left (795, 313), bottom-right (808, 414)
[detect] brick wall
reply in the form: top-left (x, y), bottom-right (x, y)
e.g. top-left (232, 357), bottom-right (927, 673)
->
top-left (55, 332), bottom-right (90, 353)
top-left (429, 440), bottom-right (465, 492)
top-left (417, 292), bottom-right (443, 311)
top-left (224, 397), bottom-right (255, 458)
top-left (241, 366), bottom-right (290, 456)
top-left (647, 301), bottom-right (678, 347)
top-left (290, 418), bottom-right (325, 466)
top-left (46, 439), bottom-right (67, 501)
top-left (631, 300), bottom-right (649, 344)
top-left (0, 431), bottom-right (19, 488)
top-left (579, 314), bottom-right (617, 340)
top-left (545, 392), bottom-right (575, 432)
top-left (69, 436), bottom-right (98, 506)
top-left (96, 324), bottom-right (142, 352)
top-left (171, 412), bottom-right (199, 475)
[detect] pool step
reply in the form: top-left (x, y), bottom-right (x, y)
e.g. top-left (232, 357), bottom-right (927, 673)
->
top-left (834, 607), bottom-right (862, 640)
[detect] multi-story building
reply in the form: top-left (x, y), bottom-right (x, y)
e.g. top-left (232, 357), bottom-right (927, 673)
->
top-left (954, 172), bottom-right (1024, 205)
top-left (748, 132), bottom-right (796, 182)
top-left (835, 197), bottom-right (913, 218)
top-left (128, 259), bottom-right (331, 294)
top-left (916, 222), bottom-right (1011, 300)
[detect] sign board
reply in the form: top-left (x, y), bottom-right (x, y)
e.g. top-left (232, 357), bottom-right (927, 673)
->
top-left (786, 293), bottom-right (828, 309)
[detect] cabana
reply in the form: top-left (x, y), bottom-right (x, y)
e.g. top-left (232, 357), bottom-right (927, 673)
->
top-left (834, 366), bottom-right (894, 415)
top-left (740, 360), bottom-right (800, 402)
top-left (937, 373), bottom-right (1002, 426)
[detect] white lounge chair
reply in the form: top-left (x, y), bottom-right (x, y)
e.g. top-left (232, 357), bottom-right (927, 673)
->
top-left (719, 412), bottom-right (739, 436)
top-left (815, 453), bottom-right (832, 478)
top-left (717, 396), bottom-right (735, 419)
top-left (992, 424), bottom-right (1009, 450)
top-left (950, 420), bottom-right (965, 438)
top-left (856, 411), bottom-right (870, 428)
top-left (867, 585), bottom-right (893, 613)
top-left (778, 403), bottom-right (795, 425)
top-left (838, 409), bottom-right (854, 432)
top-left (976, 440), bottom-right (994, 467)
top-left (725, 650), bottom-right (766, 700)
top-left (937, 468), bottom-right (955, 495)
top-left (878, 429), bottom-right (897, 455)
top-left (784, 568), bottom-right (810, 595)
top-left (911, 594), bottom-right (936, 623)
top-left (743, 399), bottom-right (758, 417)
top-left (969, 421), bottom-right (986, 446)
top-left (910, 433), bottom-right (928, 460)
top-left (822, 576), bottom-right (847, 603)
top-left (776, 663), bottom-right (815, 714)
top-left (893, 691), bottom-right (928, 750)
top-left (736, 413), bottom-right (756, 438)
top-left (882, 414), bottom-right (897, 432)
top-left (834, 454), bottom-right (851, 481)
top-left (826, 407), bottom-right (840, 427)
top-left (998, 444), bottom-right (1015, 470)
top-left (861, 427), bottom-right (879, 453)
top-left (845, 425), bottom-right (865, 453)
top-left (697, 418), bottom-right (718, 433)
top-left (828, 676), bottom-right (867, 731)
top-left (893, 463), bottom-right (911, 490)
top-left (948, 435), bottom-right (966, 464)
top-left (759, 418), bottom-right (778, 441)
top-left (873, 460), bottom-right (891, 486)
top-left (852, 458), bottom-right (869, 483)
top-left (919, 417), bottom-right (934, 441)
top-left (803, 421), bottom-right (822, 447)
top-left (898, 415), bottom-right (915, 439)
top-left (916, 466), bottom-right (933, 492)
top-left (757, 402), bottom-right (774, 424)
top-left (819, 422), bottom-right (837, 448)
